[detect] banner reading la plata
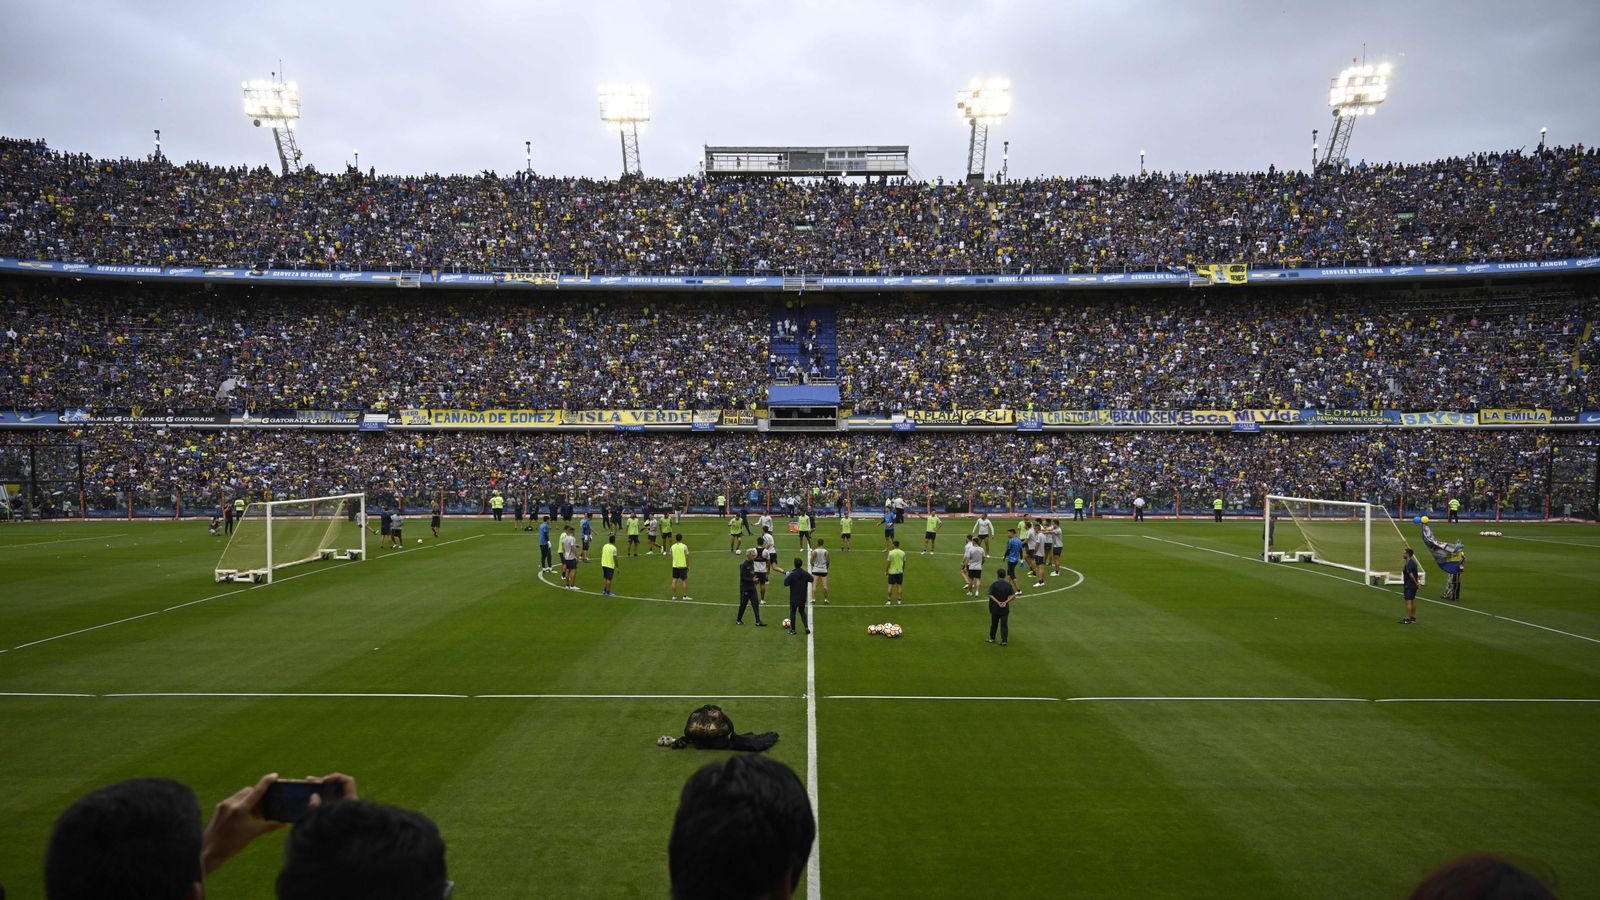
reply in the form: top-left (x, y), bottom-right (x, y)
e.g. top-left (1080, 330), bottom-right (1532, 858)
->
top-left (905, 409), bottom-right (1015, 426)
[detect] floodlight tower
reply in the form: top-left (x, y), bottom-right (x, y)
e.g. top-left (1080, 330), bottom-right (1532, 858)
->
top-left (243, 74), bottom-right (303, 175)
top-left (956, 77), bottom-right (1011, 183)
top-left (599, 84), bottom-right (650, 177)
top-left (1320, 61), bottom-right (1391, 169)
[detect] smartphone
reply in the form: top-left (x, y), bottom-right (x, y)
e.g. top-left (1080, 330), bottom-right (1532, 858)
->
top-left (260, 779), bottom-right (345, 823)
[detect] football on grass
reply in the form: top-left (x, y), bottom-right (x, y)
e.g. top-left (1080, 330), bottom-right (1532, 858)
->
top-left (782, 618), bottom-right (792, 629)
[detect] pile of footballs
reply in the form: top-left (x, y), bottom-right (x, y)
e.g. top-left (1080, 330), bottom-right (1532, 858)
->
top-left (1478, 530), bottom-right (1503, 537)
top-left (867, 623), bottom-right (903, 638)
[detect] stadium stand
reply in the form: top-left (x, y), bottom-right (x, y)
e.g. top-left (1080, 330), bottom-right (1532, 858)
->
top-left (2, 138), bottom-right (1596, 274)
top-left (2, 280), bottom-right (1594, 413)
top-left (3, 427), bottom-right (1588, 521)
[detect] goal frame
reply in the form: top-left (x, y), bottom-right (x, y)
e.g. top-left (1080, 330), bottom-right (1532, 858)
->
top-left (1263, 494), bottom-right (1415, 587)
top-left (215, 492), bottom-right (367, 583)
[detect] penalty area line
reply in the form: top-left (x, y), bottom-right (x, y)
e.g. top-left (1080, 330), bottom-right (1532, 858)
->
top-left (1139, 534), bottom-right (1600, 646)
top-left (7, 534), bottom-right (484, 654)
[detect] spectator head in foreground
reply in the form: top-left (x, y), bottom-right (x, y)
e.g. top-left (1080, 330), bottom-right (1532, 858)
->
top-left (276, 799), bottom-right (448, 900)
top-left (669, 755), bottom-right (815, 900)
top-left (1411, 854), bottom-right (1557, 900)
top-left (45, 778), bottom-right (204, 900)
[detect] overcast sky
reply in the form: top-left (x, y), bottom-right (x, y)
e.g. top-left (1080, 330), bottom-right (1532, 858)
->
top-left (3, 0), bottom-right (1597, 180)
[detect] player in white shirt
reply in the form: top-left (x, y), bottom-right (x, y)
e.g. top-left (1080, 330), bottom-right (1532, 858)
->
top-left (1027, 525), bottom-right (1047, 587)
top-left (808, 538), bottom-right (831, 604)
top-left (972, 514), bottom-right (995, 553)
top-left (961, 536), bottom-right (988, 596)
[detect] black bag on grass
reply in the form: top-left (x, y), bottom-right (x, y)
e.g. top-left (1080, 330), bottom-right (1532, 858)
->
top-left (661, 704), bottom-right (778, 752)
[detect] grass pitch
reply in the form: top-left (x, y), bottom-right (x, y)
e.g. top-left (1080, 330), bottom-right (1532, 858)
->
top-left (1, 515), bottom-right (1597, 898)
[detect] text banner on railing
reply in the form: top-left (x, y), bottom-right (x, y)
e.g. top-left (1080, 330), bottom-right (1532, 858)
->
top-left (4, 256), bottom-right (1596, 291)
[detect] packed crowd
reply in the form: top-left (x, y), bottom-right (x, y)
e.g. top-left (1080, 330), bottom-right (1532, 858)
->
top-left (16, 427), bottom-right (1578, 516)
top-left (3, 279), bottom-right (1595, 412)
top-left (1, 282), bottom-right (766, 411)
top-left (3, 137), bottom-right (1596, 274)
top-left (839, 291), bottom-right (1600, 412)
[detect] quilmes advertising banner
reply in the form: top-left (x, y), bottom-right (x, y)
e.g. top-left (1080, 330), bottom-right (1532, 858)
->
top-left (6, 255), bottom-right (1597, 291)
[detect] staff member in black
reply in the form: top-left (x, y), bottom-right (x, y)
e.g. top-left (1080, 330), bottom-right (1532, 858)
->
top-left (987, 567), bottom-right (1016, 646)
top-left (1400, 547), bottom-right (1420, 625)
top-left (736, 549), bottom-right (767, 627)
top-left (783, 558), bottom-right (813, 636)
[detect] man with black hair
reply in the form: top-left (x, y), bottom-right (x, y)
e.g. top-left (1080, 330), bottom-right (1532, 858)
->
top-left (987, 566), bottom-right (1016, 646)
top-left (45, 773), bottom-right (290, 900)
top-left (669, 755), bottom-right (815, 900)
top-left (783, 558), bottom-right (812, 635)
top-left (276, 800), bottom-right (448, 900)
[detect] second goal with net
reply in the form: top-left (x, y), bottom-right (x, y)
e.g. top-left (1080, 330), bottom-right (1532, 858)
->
top-left (1263, 495), bottom-right (1419, 586)
top-left (215, 493), bottom-right (367, 583)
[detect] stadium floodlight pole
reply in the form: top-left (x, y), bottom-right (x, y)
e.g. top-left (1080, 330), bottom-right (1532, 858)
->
top-left (525, 140), bottom-right (532, 174)
top-left (599, 83), bottom-right (650, 177)
top-left (153, 129), bottom-right (162, 161)
top-left (1139, 149), bottom-right (1146, 177)
top-left (1320, 61), bottom-right (1391, 169)
top-left (1311, 129), bottom-right (1319, 173)
top-left (956, 76), bottom-right (1011, 183)
top-left (353, 149), bottom-right (359, 170)
top-left (1539, 126), bottom-right (1547, 151)
top-left (1002, 140), bottom-right (1009, 180)
top-left (243, 74), bottom-right (304, 176)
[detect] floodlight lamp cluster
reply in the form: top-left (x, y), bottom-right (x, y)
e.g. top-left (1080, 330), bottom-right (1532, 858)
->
top-left (242, 80), bottom-right (301, 123)
top-left (599, 84), bottom-right (651, 128)
top-left (957, 77), bottom-right (1012, 126)
top-left (1328, 63), bottom-right (1390, 117)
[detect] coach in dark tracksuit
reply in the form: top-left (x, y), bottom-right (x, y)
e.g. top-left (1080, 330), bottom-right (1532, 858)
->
top-left (783, 558), bottom-right (813, 635)
top-left (987, 567), bottom-right (1016, 645)
top-left (736, 550), bottom-right (766, 627)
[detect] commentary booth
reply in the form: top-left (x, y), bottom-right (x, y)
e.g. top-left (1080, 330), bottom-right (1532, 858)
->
top-left (767, 385), bottom-right (840, 430)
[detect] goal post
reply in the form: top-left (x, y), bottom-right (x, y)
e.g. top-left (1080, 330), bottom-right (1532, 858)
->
top-left (215, 493), bottom-right (367, 583)
top-left (1263, 494), bottom-right (1417, 587)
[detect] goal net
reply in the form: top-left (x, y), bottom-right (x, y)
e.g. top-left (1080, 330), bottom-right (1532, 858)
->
top-left (215, 493), bottom-right (367, 583)
top-left (1263, 495), bottom-right (1417, 586)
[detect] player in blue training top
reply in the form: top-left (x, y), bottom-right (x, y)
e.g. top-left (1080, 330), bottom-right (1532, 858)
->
top-left (538, 516), bottom-right (553, 572)
top-left (580, 512), bottom-right (594, 562)
top-left (1004, 528), bottom-right (1025, 593)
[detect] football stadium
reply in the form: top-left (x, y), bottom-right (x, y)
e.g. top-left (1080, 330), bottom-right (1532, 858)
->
top-left (2, 3), bottom-right (1599, 898)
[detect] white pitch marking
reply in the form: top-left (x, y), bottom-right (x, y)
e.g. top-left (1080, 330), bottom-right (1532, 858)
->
top-left (0, 691), bottom-right (96, 698)
top-left (1139, 534), bottom-right (1600, 645)
top-left (11, 610), bottom-right (162, 651)
top-left (826, 694), bottom-right (1061, 702)
top-left (0, 533), bottom-right (127, 550)
top-left (805, 587), bottom-right (821, 900)
top-left (474, 693), bottom-right (797, 700)
top-left (1375, 697), bottom-right (1600, 703)
top-left (1486, 614), bottom-right (1600, 645)
top-left (1498, 535), bottom-right (1600, 549)
top-left (534, 568), bottom-right (732, 606)
top-left (105, 692), bottom-right (470, 699)
top-left (1067, 696), bottom-right (1369, 703)
top-left (7, 534), bottom-right (483, 653)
